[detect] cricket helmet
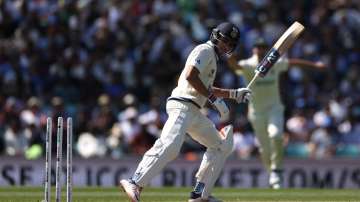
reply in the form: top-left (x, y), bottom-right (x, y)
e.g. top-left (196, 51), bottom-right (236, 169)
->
top-left (210, 22), bottom-right (240, 53)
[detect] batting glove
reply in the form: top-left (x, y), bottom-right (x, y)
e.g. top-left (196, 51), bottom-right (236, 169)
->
top-left (229, 88), bottom-right (252, 103)
top-left (208, 94), bottom-right (230, 121)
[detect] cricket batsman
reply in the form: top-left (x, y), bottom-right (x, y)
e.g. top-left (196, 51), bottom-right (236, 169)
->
top-left (120, 22), bottom-right (251, 202)
top-left (227, 37), bottom-right (325, 189)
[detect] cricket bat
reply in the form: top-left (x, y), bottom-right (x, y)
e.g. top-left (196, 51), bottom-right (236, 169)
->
top-left (246, 21), bottom-right (305, 88)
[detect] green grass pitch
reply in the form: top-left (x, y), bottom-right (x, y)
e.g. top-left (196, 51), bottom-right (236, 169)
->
top-left (0, 187), bottom-right (359, 202)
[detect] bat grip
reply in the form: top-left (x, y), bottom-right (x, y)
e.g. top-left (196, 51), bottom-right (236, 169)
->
top-left (246, 71), bottom-right (260, 89)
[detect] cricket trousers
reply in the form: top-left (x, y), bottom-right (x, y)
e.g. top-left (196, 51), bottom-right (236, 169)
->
top-left (131, 100), bottom-right (234, 198)
top-left (248, 104), bottom-right (284, 171)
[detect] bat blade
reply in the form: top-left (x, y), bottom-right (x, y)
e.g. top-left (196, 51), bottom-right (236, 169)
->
top-left (274, 21), bottom-right (305, 54)
top-left (253, 21), bottom-right (305, 79)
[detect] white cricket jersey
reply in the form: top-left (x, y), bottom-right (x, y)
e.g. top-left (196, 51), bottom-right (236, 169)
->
top-left (236, 55), bottom-right (289, 111)
top-left (171, 41), bottom-right (218, 108)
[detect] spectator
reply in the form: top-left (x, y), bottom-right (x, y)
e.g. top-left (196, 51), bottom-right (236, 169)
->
top-left (285, 111), bottom-right (312, 158)
top-left (0, 0), bottom-right (359, 159)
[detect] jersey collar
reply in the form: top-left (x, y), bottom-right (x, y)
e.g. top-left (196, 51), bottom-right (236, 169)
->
top-left (206, 41), bottom-right (219, 61)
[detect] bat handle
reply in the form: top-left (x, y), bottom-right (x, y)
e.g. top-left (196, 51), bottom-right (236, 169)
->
top-left (246, 71), bottom-right (260, 89)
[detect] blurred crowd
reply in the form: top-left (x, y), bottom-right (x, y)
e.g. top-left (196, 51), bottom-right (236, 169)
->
top-left (0, 0), bottom-right (359, 160)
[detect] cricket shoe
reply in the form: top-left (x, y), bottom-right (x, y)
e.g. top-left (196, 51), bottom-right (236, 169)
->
top-left (269, 170), bottom-right (283, 189)
top-left (188, 192), bottom-right (223, 202)
top-left (119, 179), bottom-right (142, 202)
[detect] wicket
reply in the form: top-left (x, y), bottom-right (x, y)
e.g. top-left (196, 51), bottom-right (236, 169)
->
top-left (44, 117), bottom-right (73, 202)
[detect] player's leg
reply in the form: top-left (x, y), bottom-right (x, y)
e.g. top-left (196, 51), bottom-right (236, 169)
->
top-left (249, 112), bottom-right (271, 171)
top-left (268, 105), bottom-right (285, 189)
top-left (131, 101), bottom-right (191, 186)
top-left (187, 113), bottom-right (234, 201)
top-left (120, 100), bottom-right (192, 201)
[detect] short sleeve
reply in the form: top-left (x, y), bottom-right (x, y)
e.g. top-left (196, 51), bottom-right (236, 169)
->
top-left (187, 46), bottom-right (212, 72)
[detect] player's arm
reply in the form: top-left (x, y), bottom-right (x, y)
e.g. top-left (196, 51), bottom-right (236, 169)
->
top-left (186, 65), bottom-right (211, 97)
top-left (288, 58), bottom-right (325, 70)
top-left (185, 65), bottom-right (250, 101)
top-left (186, 66), bottom-right (249, 121)
top-left (211, 87), bottom-right (236, 99)
top-left (211, 87), bottom-right (251, 103)
top-left (186, 65), bottom-right (230, 120)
